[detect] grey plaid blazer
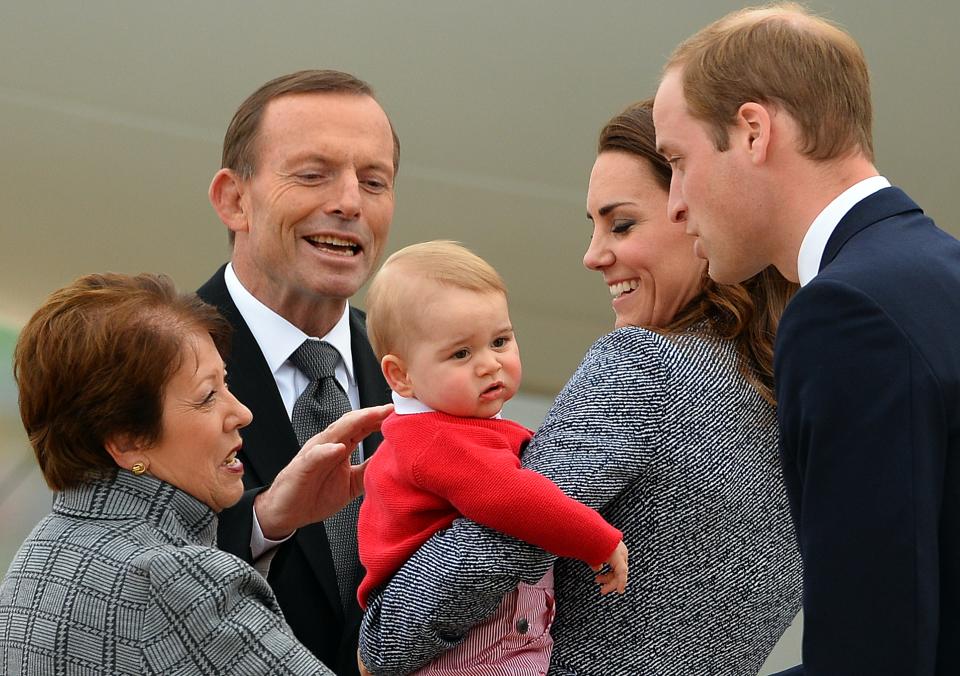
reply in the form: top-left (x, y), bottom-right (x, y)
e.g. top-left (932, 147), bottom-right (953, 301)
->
top-left (0, 470), bottom-right (332, 675)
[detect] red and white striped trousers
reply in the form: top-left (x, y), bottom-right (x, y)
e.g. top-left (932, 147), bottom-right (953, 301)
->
top-left (413, 566), bottom-right (555, 675)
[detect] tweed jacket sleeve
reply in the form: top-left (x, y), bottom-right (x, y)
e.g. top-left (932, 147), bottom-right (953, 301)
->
top-left (360, 328), bottom-right (665, 675)
top-left (141, 544), bottom-right (333, 675)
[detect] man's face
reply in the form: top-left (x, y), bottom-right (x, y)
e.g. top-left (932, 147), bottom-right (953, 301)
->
top-left (653, 68), bottom-right (768, 284)
top-left (231, 92), bottom-right (395, 319)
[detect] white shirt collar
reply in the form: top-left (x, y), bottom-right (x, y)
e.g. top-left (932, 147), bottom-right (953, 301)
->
top-left (392, 392), bottom-right (436, 415)
top-left (797, 175), bottom-right (890, 286)
top-left (391, 391), bottom-right (503, 419)
top-left (224, 263), bottom-right (355, 385)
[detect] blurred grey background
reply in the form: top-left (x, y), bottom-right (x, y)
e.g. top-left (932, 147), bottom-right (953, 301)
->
top-left (3, 2), bottom-right (958, 672)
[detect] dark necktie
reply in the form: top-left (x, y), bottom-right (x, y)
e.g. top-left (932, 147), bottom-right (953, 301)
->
top-left (288, 339), bottom-right (361, 610)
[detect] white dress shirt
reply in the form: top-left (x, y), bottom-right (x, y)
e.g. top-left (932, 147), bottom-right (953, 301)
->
top-left (224, 263), bottom-right (359, 414)
top-left (796, 175), bottom-right (891, 286)
top-left (224, 263), bottom-right (363, 562)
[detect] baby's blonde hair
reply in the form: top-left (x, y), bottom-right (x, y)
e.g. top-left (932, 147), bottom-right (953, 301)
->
top-left (365, 240), bottom-right (507, 361)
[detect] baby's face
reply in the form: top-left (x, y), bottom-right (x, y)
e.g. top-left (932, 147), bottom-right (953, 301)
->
top-left (402, 286), bottom-right (521, 418)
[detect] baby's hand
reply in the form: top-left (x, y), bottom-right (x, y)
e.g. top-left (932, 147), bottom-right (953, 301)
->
top-left (593, 540), bottom-right (628, 595)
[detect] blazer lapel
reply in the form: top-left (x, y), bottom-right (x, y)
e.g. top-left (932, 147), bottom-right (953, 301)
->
top-left (200, 267), bottom-right (344, 613)
top-left (200, 266), bottom-right (299, 485)
top-left (820, 187), bottom-right (923, 271)
top-left (343, 308), bottom-right (390, 627)
top-left (350, 308), bottom-right (390, 455)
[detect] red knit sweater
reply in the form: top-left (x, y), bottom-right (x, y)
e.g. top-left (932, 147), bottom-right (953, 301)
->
top-left (357, 411), bottom-right (623, 608)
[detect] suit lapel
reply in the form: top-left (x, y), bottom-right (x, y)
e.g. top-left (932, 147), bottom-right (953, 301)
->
top-left (342, 309), bottom-right (391, 627)
top-left (350, 308), bottom-right (389, 456)
top-left (199, 266), bottom-right (299, 485)
top-left (199, 266), bottom-right (344, 613)
top-left (200, 269), bottom-right (394, 622)
top-left (820, 187), bottom-right (923, 271)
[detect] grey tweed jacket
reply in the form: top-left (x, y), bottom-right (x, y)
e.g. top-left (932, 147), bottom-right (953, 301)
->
top-left (0, 470), bottom-right (332, 675)
top-left (361, 324), bottom-right (802, 675)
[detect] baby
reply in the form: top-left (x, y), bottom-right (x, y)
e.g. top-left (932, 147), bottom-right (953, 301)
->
top-left (358, 240), bottom-right (627, 674)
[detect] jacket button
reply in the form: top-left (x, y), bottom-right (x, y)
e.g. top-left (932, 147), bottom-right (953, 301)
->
top-left (516, 618), bottom-right (529, 634)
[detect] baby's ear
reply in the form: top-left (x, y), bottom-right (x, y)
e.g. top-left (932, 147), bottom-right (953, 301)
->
top-left (381, 354), bottom-right (414, 397)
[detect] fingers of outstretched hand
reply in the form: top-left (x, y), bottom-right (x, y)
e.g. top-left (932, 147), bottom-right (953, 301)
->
top-left (348, 459), bottom-right (369, 499)
top-left (305, 404), bottom-right (394, 450)
top-left (295, 443), bottom-right (349, 479)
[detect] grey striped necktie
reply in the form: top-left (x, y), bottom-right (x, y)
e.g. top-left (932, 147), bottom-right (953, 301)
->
top-left (288, 339), bottom-right (361, 610)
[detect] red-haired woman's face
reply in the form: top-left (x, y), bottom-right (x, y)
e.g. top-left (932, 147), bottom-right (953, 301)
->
top-left (143, 332), bottom-right (252, 511)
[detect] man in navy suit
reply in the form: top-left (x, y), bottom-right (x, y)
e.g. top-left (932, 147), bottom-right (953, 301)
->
top-left (199, 70), bottom-right (397, 676)
top-left (653, 5), bottom-right (958, 674)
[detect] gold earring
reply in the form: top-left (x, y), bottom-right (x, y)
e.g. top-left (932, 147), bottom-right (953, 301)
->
top-left (131, 461), bottom-right (147, 476)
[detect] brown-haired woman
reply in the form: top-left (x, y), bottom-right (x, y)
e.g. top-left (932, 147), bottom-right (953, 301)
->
top-left (359, 101), bottom-right (802, 675)
top-left (0, 273), bottom-right (387, 675)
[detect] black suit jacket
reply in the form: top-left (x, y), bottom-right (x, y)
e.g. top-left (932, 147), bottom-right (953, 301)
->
top-left (774, 187), bottom-right (960, 675)
top-left (198, 264), bottom-right (390, 676)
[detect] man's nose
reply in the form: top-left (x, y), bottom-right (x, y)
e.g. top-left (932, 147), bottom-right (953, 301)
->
top-left (667, 179), bottom-right (687, 225)
top-left (327, 174), bottom-right (362, 220)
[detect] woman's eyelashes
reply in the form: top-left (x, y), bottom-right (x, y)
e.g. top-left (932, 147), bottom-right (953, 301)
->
top-left (195, 390), bottom-right (217, 408)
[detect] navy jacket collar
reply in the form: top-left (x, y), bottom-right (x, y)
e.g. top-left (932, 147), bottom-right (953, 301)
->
top-left (820, 187), bottom-right (923, 272)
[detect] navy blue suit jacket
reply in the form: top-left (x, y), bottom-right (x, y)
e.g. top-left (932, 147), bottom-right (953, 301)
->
top-left (199, 265), bottom-right (390, 676)
top-left (774, 187), bottom-right (960, 675)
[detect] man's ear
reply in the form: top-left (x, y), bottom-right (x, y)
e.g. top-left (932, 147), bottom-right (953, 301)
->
top-left (208, 168), bottom-right (249, 236)
top-left (104, 433), bottom-right (147, 470)
top-left (381, 354), bottom-right (414, 398)
top-left (736, 102), bottom-right (772, 164)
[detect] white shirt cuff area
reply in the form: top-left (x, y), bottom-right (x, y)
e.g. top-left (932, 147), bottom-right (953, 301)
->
top-left (250, 502), bottom-right (295, 578)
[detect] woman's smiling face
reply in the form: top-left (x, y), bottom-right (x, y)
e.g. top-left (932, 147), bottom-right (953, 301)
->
top-left (584, 150), bottom-right (705, 328)
top-left (142, 331), bottom-right (253, 512)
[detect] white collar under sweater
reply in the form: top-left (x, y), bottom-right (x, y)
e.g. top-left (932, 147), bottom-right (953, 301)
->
top-left (392, 392), bottom-right (502, 419)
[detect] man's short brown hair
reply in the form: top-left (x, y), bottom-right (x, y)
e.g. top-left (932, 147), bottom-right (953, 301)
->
top-left (14, 273), bottom-right (231, 491)
top-left (666, 2), bottom-right (873, 162)
top-left (221, 69), bottom-right (401, 179)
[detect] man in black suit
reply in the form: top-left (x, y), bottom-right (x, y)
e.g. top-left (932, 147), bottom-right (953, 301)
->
top-left (654, 5), bottom-right (958, 675)
top-left (199, 70), bottom-right (397, 676)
